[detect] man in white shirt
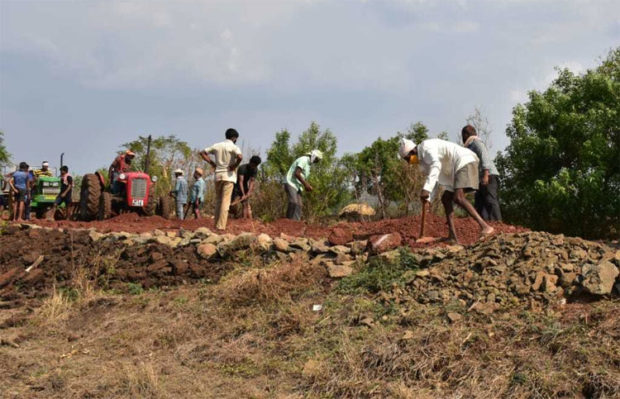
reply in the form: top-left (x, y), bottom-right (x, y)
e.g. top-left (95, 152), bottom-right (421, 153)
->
top-left (200, 128), bottom-right (243, 230)
top-left (399, 138), bottom-right (494, 243)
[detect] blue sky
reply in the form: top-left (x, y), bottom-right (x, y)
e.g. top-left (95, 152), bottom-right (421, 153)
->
top-left (1, 0), bottom-right (618, 174)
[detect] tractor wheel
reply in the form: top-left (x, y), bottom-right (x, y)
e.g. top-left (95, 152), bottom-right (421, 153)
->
top-left (98, 192), bottom-right (112, 220)
top-left (144, 187), bottom-right (157, 217)
top-left (79, 174), bottom-right (101, 221)
top-left (158, 196), bottom-right (172, 219)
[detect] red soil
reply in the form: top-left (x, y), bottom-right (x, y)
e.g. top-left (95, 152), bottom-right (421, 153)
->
top-left (25, 212), bottom-right (527, 247)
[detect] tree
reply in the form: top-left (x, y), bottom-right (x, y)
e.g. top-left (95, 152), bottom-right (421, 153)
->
top-left (264, 122), bottom-right (351, 221)
top-left (0, 131), bottom-right (10, 167)
top-left (465, 107), bottom-right (493, 148)
top-left (120, 135), bottom-right (193, 196)
top-left (496, 48), bottom-right (620, 238)
top-left (343, 122), bottom-right (430, 218)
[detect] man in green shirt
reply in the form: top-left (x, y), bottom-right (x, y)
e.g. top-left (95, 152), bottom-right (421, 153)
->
top-left (284, 150), bottom-right (322, 220)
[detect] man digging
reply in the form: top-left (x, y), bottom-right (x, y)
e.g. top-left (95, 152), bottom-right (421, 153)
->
top-left (399, 138), bottom-right (494, 243)
top-left (284, 150), bottom-right (322, 221)
top-left (230, 155), bottom-right (261, 219)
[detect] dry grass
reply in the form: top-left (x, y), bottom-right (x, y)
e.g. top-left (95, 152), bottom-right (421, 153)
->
top-left (117, 361), bottom-right (163, 398)
top-left (1, 254), bottom-right (618, 399)
top-left (32, 286), bottom-right (73, 325)
top-left (216, 258), bottom-right (327, 306)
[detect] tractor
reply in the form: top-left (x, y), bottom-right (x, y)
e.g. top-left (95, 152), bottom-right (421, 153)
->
top-left (79, 136), bottom-right (172, 220)
top-left (2, 164), bottom-right (66, 219)
top-left (30, 175), bottom-right (63, 218)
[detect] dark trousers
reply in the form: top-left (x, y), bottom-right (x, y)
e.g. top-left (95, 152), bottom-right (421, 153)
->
top-left (284, 184), bottom-right (302, 221)
top-left (475, 175), bottom-right (502, 221)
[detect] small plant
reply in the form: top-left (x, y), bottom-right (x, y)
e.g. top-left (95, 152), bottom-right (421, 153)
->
top-left (337, 247), bottom-right (420, 294)
top-left (59, 287), bottom-right (80, 302)
top-left (127, 282), bottom-right (144, 295)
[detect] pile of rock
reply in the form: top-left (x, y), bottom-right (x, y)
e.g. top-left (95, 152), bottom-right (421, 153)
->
top-left (386, 232), bottom-right (619, 313)
top-left (84, 226), bottom-right (377, 279)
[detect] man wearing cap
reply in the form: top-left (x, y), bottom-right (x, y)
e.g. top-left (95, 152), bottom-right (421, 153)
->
top-left (186, 168), bottom-right (206, 219)
top-left (284, 150), bottom-right (323, 221)
top-left (109, 150), bottom-right (135, 194)
top-left (170, 169), bottom-right (188, 220)
top-left (461, 125), bottom-right (502, 221)
top-left (34, 161), bottom-right (53, 178)
top-left (399, 138), bottom-right (494, 243)
top-left (200, 128), bottom-right (243, 230)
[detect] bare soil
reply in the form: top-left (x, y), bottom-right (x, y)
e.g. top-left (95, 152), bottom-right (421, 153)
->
top-left (28, 212), bottom-right (526, 247)
top-left (0, 226), bottom-right (231, 308)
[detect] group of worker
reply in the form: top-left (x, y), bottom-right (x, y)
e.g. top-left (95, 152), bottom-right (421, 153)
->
top-left (3, 161), bottom-right (73, 222)
top-left (108, 124), bottom-right (500, 240)
top-left (163, 128), bottom-right (323, 231)
top-left (5, 123), bottom-right (501, 242)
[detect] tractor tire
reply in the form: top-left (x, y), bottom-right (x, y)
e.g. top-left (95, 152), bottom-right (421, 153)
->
top-left (79, 174), bottom-right (101, 221)
top-left (144, 187), bottom-right (157, 217)
top-left (158, 196), bottom-right (172, 219)
top-left (98, 192), bottom-right (112, 220)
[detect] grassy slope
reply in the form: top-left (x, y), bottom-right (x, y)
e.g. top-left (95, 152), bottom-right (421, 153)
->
top-left (1, 254), bottom-right (618, 399)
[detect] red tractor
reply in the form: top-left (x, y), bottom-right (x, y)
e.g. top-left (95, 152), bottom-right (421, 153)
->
top-left (79, 171), bottom-right (172, 220)
top-left (79, 137), bottom-right (172, 220)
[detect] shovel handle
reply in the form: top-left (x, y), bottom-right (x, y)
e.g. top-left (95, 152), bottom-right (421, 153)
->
top-left (420, 201), bottom-right (427, 238)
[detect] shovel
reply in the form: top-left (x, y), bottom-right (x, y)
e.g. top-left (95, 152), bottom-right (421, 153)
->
top-left (416, 200), bottom-right (437, 244)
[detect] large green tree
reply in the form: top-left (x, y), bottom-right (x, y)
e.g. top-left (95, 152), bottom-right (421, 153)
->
top-left (496, 48), bottom-right (620, 238)
top-left (0, 131), bottom-right (10, 167)
top-left (264, 122), bottom-right (351, 221)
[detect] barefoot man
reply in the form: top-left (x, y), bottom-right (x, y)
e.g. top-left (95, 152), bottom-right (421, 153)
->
top-left (399, 138), bottom-right (494, 242)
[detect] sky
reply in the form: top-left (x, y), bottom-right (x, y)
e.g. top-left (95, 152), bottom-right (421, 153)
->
top-left (1, 0), bottom-right (619, 175)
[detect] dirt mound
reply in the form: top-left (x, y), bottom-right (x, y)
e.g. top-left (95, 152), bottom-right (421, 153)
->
top-left (27, 212), bottom-right (525, 247)
top-left (381, 232), bottom-right (619, 312)
top-left (0, 225), bottom-right (231, 307)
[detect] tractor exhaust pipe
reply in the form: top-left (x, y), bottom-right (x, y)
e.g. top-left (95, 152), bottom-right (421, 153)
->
top-left (144, 135), bottom-right (152, 174)
top-left (60, 153), bottom-right (64, 177)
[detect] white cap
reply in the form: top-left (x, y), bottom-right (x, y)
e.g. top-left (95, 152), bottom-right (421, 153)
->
top-left (174, 169), bottom-right (184, 175)
top-left (399, 138), bottom-right (416, 159)
top-left (42, 161), bottom-right (49, 167)
top-left (310, 149), bottom-right (323, 163)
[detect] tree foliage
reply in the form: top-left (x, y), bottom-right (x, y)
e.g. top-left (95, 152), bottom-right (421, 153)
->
top-left (121, 135), bottom-right (194, 196)
top-left (264, 122), bottom-right (351, 221)
top-left (465, 107), bottom-right (493, 148)
top-left (496, 48), bottom-right (620, 238)
top-left (0, 131), bottom-right (10, 167)
top-left (342, 122), bottom-right (430, 218)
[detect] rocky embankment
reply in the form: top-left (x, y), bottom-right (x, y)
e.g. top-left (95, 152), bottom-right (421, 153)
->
top-left (1, 223), bottom-right (618, 309)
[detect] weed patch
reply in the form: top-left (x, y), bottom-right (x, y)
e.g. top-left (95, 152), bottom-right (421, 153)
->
top-left (337, 248), bottom-right (420, 294)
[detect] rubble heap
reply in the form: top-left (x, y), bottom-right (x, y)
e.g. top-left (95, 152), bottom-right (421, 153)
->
top-left (388, 232), bottom-right (619, 313)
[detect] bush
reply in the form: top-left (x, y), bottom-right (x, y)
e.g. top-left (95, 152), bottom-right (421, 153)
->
top-left (496, 48), bottom-right (620, 238)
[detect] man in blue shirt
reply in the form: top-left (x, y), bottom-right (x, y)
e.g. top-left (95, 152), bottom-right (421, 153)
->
top-left (461, 125), bottom-right (502, 221)
top-left (9, 162), bottom-right (33, 222)
top-left (170, 169), bottom-right (188, 220)
top-left (186, 168), bottom-right (206, 219)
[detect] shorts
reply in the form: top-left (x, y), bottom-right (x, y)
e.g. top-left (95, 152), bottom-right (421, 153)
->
top-left (453, 163), bottom-right (479, 191)
top-left (14, 188), bottom-right (27, 202)
top-left (55, 195), bottom-right (70, 206)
